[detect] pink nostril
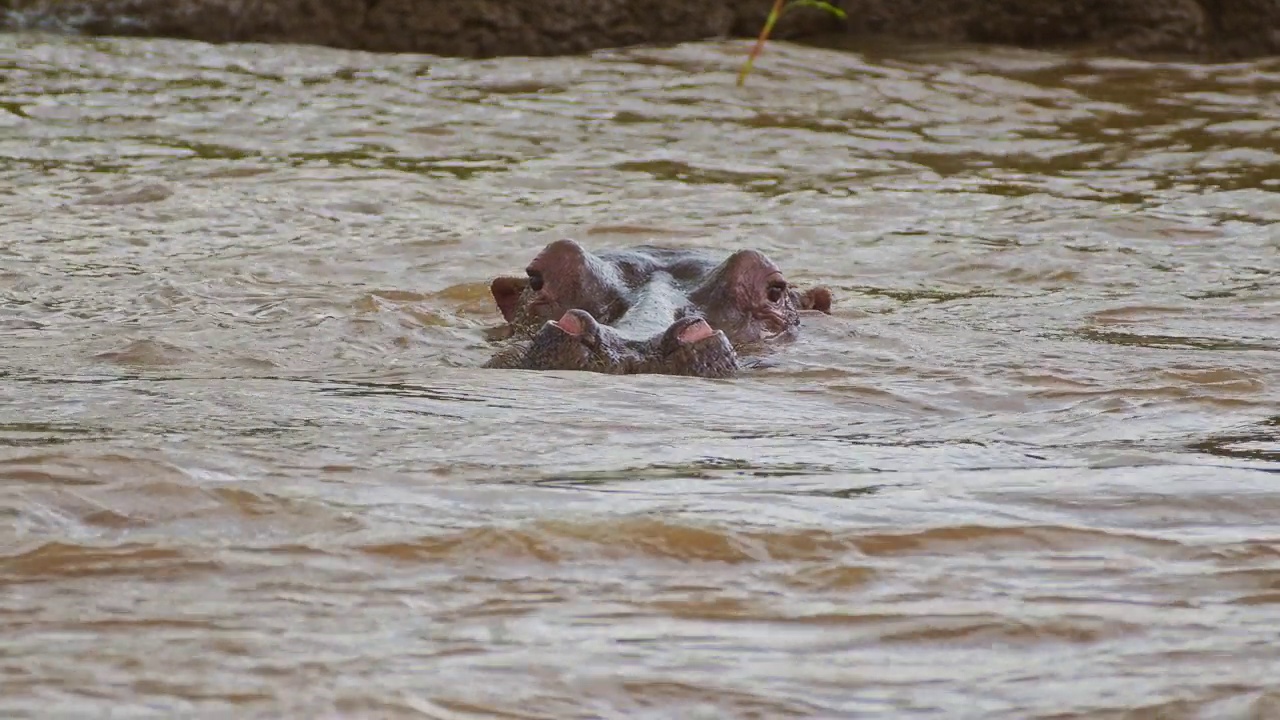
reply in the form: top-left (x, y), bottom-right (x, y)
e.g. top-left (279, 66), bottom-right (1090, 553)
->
top-left (555, 311), bottom-right (585, 336)
top-left (677, 319), bottom-right (716, 344)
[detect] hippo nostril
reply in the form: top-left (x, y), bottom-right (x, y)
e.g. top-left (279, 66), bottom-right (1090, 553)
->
top-left (554, 312), bottom-right (584, 336)
top-left (663, 316), bottom-right (721, 349)
top-left (676, 319), bottom-right (716, 344)
top-left (554, 309), bottom-right (600, 338)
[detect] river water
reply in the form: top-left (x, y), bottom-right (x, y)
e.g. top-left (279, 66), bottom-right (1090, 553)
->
top-left (2, 31), bottom-right (1278, 719)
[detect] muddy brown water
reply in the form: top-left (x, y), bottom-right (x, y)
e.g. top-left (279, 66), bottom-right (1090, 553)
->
top-left (2, 31), bottom-right (1279, 719)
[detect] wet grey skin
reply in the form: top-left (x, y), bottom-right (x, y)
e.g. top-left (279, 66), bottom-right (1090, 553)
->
top-left (513, 309), bottom-right (739, 378)
top-left (483, 240), bottom-right (832, 377)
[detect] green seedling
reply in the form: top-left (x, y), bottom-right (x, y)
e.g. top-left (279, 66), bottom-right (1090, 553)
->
top-left (737, 0), bottom-right (847, 86)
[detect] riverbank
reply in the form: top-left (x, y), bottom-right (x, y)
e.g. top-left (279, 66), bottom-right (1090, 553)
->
top-left (4, 0), bottom-right (1278, 60)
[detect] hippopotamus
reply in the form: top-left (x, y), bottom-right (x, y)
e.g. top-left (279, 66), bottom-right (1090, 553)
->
top-left (482, 240), bottom-right (832, 378)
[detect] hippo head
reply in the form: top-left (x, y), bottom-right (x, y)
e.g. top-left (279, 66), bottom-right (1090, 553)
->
top-left (688, 249), bottom-right (832, 348)
top-left (484, 241), bottom-right (832, 377)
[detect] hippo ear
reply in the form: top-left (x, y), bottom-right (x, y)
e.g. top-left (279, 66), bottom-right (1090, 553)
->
top-left (490, 276), bottom-right (528, 322)
top-left (798, 286), bottom-right (832, 314)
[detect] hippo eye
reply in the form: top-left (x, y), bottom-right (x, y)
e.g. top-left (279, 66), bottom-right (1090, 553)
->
top-left (767, 281), bottom-right (787, 303)
top-left (526, 270), bottom-right (544, 292)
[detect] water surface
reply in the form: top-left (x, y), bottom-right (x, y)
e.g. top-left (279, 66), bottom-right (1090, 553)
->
top-left (2, 32), bottom-right (1279, 718)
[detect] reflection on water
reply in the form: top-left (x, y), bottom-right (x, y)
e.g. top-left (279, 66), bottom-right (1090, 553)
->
top-left (2, 31), bottom-right (1279, 718)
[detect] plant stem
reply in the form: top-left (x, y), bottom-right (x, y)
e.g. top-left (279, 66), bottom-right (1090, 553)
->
top-left (736, 0), bottom-right (787, 87)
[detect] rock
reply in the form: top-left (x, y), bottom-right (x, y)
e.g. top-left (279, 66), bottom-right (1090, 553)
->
top-left (3, 0), bottom-right (1276, 60)
top-left (1202, 0), bottom-right (1280, 60)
